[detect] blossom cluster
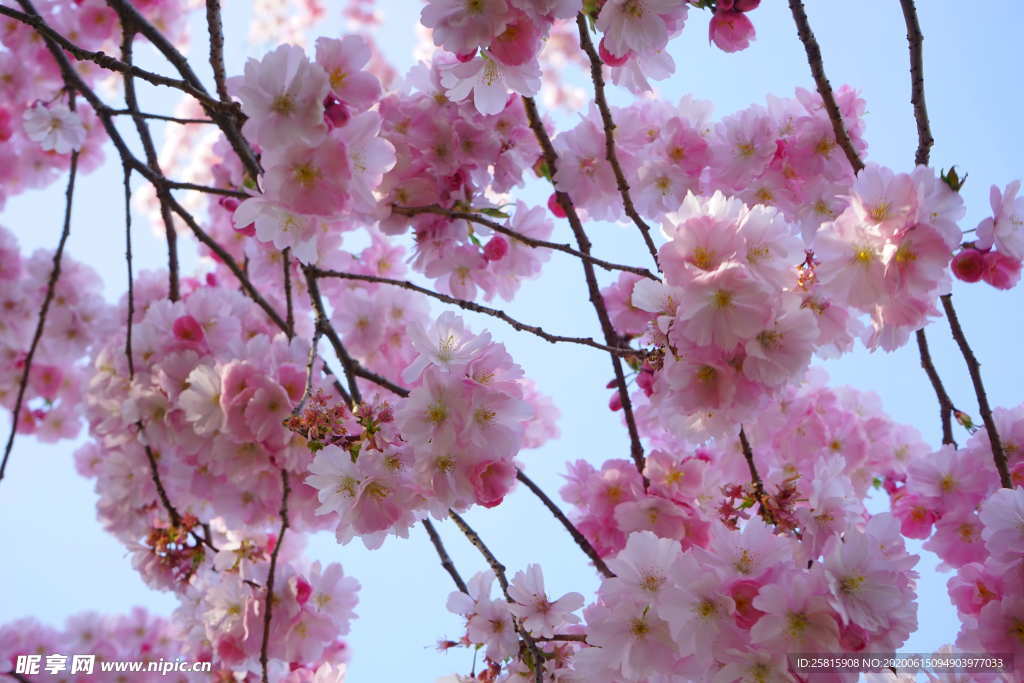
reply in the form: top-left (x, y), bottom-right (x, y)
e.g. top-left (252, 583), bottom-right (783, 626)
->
top-left (232, 37), bottom-right (395, 263)
top-left (0, 225), bottom-right (109, 443)
top-left (305, 311), bottom-right (558, 548)
top-left (952, 180), bottom-right (1024, 290)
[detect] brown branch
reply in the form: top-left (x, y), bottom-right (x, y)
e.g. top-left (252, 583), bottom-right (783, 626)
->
top-left (574, 14), bottom-right (659, 269)
top-left (515, 469), bottom-right (614, 579)
top-left (282, 249), bottom-right (294, 339)
top-left (915, 329), bottom-right (955, 446)
top-left (897, 0), bottom-right (934, 167)
top-left (304, 268), bottom-right (411, 400)
top-left (421, 518), bottom-right (468, 594)
top-left (393, 204), bottom-right (658, 281)
top-left (787, 0), bottom-right (865, 173)
top-left (121, 28), bottom-right (179, 301)
top-left (738, 426), bottom-right (774, 525)
top-left (522, 95), bottom-right (647, 481)
top-left (0, 4), bottom-right (218, 107)
top-left (312, 268), bottom-right (635, 356)
top-left (292, 323), bottom-right (325, 416)
top-left (940, 294), bottom-right (1011, 488)
top-left (0, 151), bottom-right (79, 484)
top-left (142, 440), bottom-right (181, 527)
top-left (107, 109), bottom-right (217, 125)
top-left (536, 633), bottom-right (588, 643)
top-left (204, 0), bottom-right (231, 102)
top-left (448, 510), bottom-right (544, 683)
top-left (123, 161), bottom-right (136, 379)
top-left (260, 469), bottom-right (291, 683)
top-left (303, 268), bottom-right (363, 406)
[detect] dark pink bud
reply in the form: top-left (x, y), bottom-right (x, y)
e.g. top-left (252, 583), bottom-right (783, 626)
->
top-left (981, 250), bottom-right (1022, 290)
top-left (294, 577), bottom-right (312, 606)
top-left (598, 37), bottom-right (631, 66)
top-left (0, 108), bottom-right (13, 142)
top-left (323, 95), bottom-right (350, 128)
top-left (455, 50), bottom-right (477, 63)
top-left (205, 273), bottom-right (218, 287)
top-left (483, 236), bottom-right (508, 262)
top-left (637, 369), bottom-right (654, 397)
top-left (173, 315), bottom-right (205, 344)
top-left (951, 247), bottom-right (984, 283)
top-left (608, 391), bottom-right (622, 412)
top-left (547, 192), bottom-right (566, 218)
top-left (235, 222), bottom-right (256, 237)
top-left (709, 9), bottom-right (756, 53)
top-left (218, 196), bottom-right (240, 212)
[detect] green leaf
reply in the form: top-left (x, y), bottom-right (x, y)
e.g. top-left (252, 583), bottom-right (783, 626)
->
top-left (475, 207), bottom-right (510, 219)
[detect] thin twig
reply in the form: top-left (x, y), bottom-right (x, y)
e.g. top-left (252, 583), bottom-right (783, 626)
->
top-left (293, 323), bottom-right (324, 416)
top-left (421, 518), bottom-right (468, 594)
top-left (123, 161), bottom-right (136, 379)
top-left (738, 426), bottom-right (774, 525)
top-left (574, 14), bottom-right (659, 269)
top-left (120, 28), bottom-right (180, 301)
top-left (787, 0), bottom-right (865, 173)
top-left (0, 151), bottom-right (78, 484)
top-left (305, 268), bottom-right (412, 400)
top-left (282, 249), bottom-right (294, 339)
top-left (448, 510), bottom-right (545, 683)
top-left (522, 95), bottom-right (647, 481)
top-left (393, 204), bottom-right (658, 281)
top-left (516, 470), bottom-right (614, 578)
top-left (0, 4), bottom-right (218, 107)
top-left (260, 469), bottom-right (291, 683)
top-left (204, 0), bottom-right (231, 102)
top-left (106, 109), bottom-right (217, 125)
top-left (303, 268), bottom-right (364, 406)
top-left (142, 441), bottom-right (182, 527)
top-left (940, 295), bottom-right (1011, 488)
top-left (313, 268), bottom-right (635, 356)
top-left (897, 0), bottom-right (934, 167)
top-left (915, 329), bottom-right (955, 446)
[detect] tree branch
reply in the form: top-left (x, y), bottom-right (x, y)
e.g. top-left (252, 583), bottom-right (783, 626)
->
top-left (448, 510), bottom-right (544, 683)
top-left (312, 268), bottom-right (636, 356)
top-left (915, 329), bottom-right (955, 446)
top-left (421, 518), bottom-right (468, 594)
top-left (940, 295), bottom-right (1011, 488)
top-left (787, 0), bottom-right (865, 173)
top-left (522, 95), bottom-right (647, 481)
top-left (738, 426), bottom-right (774, 525)
top-left (575, 14), bottom-right (660, 269)
top-left (897, 0), bottom-right (934, 167)
top-left (260, 468), bottom-right (291, 683)
top-left (120, 28), bottom-right (180, 301)
top-left (516, 469), bottom-right (614, 579)
top-left (0, 151), bottom-right (78, 485)
top-left (392, 204), bottom-right (658, 281)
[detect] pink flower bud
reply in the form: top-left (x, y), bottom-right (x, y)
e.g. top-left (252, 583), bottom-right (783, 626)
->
top-left (173, 315), bottom-right (205, 344)
top-left (598, 37), bottom-right (631, 67)
top-left (547, 192), bottom-right (566, 218)
top-left (218, 196), bottom-right (239, 212)
top-left (0, 108), bottom-right (13, 142)
top-left (608, 391), bottom-right (622, 412)
top-left (293, 576), bottom-right (313, 606)
top-left (709, 9), bottom-right (756, 53)
top-left (455, 50), bottom-right (477, 63)
top-left (951, 247), bottom-right (984, 283)
top-left (323, 95), bottom-right (350, 128)
top-left (981, 250), bottom-right (1022, 290)
top-left (483, 235), bottom-right (508, 261)
top-left (637, 368), bottom-right (655, 397)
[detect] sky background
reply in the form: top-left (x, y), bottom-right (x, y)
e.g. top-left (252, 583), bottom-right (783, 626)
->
top-left (2, 1), bottom-right (1024, 681)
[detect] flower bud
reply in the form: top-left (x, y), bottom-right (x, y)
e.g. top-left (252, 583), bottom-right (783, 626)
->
top-left (981, 250), bottom-right (1022, 290)
top-left (483, 235), bottom-right (508, 261)
top-left (951, 247), bottom-right (984, 283)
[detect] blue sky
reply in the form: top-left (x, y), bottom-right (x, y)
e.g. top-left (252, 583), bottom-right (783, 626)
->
top-left (2, 2), bottom-right (1023, 681)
